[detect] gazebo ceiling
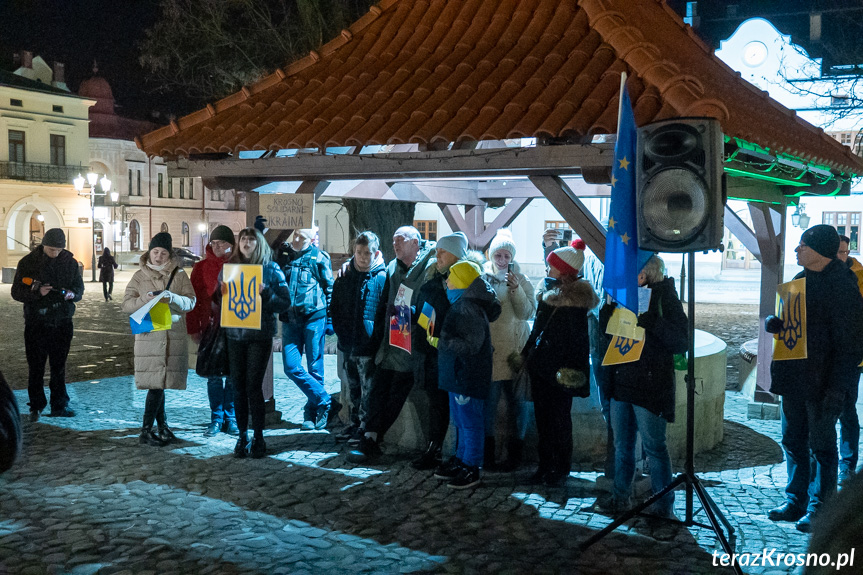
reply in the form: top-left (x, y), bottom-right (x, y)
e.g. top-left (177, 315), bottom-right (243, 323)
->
top-left (137, 0), bottom-right (863, 179)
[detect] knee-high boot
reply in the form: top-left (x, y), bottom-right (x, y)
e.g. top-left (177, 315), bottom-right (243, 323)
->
top-left (140, 391), bottom-right (167, 446)
top-left (154, 391), bottom-right (178, 443)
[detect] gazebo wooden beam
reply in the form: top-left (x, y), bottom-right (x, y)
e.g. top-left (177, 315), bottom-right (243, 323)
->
top-left (171, 143), bottom-right (615, 181)
top-left (529, 175), bottom-right (607, 261)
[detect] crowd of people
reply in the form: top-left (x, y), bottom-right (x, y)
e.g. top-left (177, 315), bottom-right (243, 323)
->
top-left (7, 221), bottom-right (863, 531)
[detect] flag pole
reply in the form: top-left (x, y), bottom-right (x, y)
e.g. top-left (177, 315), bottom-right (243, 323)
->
top-left (616, 71), bottom-right (627, 136)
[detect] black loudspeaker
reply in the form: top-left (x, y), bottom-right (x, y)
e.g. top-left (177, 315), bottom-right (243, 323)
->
top-left (636, 118), bottom-right (725, 252)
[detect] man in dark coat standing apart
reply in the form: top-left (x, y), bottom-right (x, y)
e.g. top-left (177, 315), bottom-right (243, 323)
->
top-left (11, 228), bottom-right (84, 421)
top-left (766, 224), bottom-right (863, 533)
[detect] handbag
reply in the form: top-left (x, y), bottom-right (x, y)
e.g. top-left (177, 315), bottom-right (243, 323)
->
top-left (195, 320), bottom-right (230, 377)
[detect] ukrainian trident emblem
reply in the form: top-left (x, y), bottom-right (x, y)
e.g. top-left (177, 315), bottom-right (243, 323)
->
top-left (220, 264), bottom-right (263, 330)
top-left (228, 272), bottom-right (257, 320)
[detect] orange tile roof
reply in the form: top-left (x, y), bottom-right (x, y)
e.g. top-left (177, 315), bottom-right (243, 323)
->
top-left (137, 0), bottom-right (863, 176)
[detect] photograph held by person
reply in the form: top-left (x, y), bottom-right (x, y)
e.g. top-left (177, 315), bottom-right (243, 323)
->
top-left (600, 255), bottom-right (688, 518)
top-left (276, 227), bottom-right (335, 430)
top-left (431, 260), bottom-right (501, 489)
top-left (97, 247), bottom-right (118, 301)
top-left (11, 228), bottom-right (84, 421)
top-left (482, 229), bottom-right (536, 471)
top-left (222, 228), bottom-right (291, 459)
top-left (330, 231), bottom-right (387, 443)
top-left (122, 232), bottom-right (196, 447)
top-left (765, 225), bottom-right (863, 533)
top-left (523, 241), bottom-right (597, 487)
top-left (187, 225), bottom-right (239, 438)
top-left (409, 231), bottom-right (469, 470)
top-left (835, 234), bottom-right (863, 484)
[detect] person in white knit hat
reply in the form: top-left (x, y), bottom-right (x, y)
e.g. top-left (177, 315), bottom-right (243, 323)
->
top-left (482, 229), bottom-right (536, 471)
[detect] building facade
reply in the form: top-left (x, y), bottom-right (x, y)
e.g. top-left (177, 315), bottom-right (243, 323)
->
top-left (0, 55), bottom-right (94, 273)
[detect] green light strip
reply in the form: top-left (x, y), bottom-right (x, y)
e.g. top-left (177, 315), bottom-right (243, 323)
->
top-left (724, 167), bottom-right (810, 187)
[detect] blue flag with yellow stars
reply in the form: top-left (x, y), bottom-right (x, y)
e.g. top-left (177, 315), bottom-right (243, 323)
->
top-left (603, 83), bottom-right (653, 314)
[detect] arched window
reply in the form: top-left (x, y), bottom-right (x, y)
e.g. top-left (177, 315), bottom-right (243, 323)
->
top-left (161, 222), bottom-right (169, 233)
top-left (129, 219), bottom-right (141, 251)
top-left (182, 222), bottom-right (190, 247)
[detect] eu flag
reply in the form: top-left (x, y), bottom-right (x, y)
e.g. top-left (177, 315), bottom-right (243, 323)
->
top-left (603, 83), bottom-right (652, 314)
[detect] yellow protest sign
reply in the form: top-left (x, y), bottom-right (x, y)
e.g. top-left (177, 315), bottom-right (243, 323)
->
top-left (221, 264), bottom-right (263, 329)
top-left (602, 335), bottom-right (645, 366)
top-left (605, 306), bottom-right (645, 341)
top-left (260, 193), bottom-right (315, 230)
top-left (773, 278), bottom-right (807, 361)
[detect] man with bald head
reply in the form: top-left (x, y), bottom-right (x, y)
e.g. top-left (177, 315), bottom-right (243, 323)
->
top-left (348, 226), bottom-right (437, 463)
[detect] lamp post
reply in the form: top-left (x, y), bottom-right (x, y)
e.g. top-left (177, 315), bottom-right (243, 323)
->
top-left (74, 172), bottom-right (112, 282)
top-left (198, 222), bottom-right (207, 256)
top-left (110, 191), bottom-right (119, 266)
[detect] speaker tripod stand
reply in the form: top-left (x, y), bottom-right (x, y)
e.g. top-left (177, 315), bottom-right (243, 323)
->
top-left (579, 252), bottom-right (742, 575)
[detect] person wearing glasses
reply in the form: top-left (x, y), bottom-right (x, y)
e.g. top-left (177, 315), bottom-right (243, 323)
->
top-left (187, 225), bottom-right (238, 438)
top-left (765, 225), bottom-right (863, 532)
top-left (835, 235), bottom-right (863, 484)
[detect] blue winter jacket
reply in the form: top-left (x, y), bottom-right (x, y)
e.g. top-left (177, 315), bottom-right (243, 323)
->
top-left (438, 276), bottom-right (502, 399)
top-left (331, 255), bottom-right (387, 356)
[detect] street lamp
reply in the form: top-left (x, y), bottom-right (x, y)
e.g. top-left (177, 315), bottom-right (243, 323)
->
top-left (74, 172), bottom-right (112, 282)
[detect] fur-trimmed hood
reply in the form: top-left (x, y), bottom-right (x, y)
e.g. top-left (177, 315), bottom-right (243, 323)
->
top-left (536, 277), bottom-right (598, 309)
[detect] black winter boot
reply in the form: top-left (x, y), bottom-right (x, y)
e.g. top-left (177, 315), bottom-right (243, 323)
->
top-left (411, 441), bottom-right (442, 470)
top-left (483, 437), bottom-right (498, 471)
top-left (140, 391), bottom-right (166, 446)
top-left (154, 391), bottom-right (178, 444)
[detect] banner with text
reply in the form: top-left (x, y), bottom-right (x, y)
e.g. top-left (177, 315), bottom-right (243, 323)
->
top-left (260, 193), bottom-right (315, 230)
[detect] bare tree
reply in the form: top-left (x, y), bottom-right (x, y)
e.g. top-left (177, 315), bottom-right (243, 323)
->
top-left (140, 0), bottom-right (372, 103)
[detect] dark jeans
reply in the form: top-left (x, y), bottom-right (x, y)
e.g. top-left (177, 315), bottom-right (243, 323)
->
top-left (531, 375), bottom-right (573, 475)
top-left (364, 368), bottom-right (414, 438)
top-left (228, 339), bottom-right (270, 436)
top-left (417, 353), bottom-right (449, 444)
top-left (207, 376), bottom-right (236, 425)
top-left (25, 320), bottom-right (73, 413)
top-left (839, 379), bottom-right (860, 472)
top-left (102, 280), bottom-right (113, 300)
top-left (781, 395), bottom-right (843, 513)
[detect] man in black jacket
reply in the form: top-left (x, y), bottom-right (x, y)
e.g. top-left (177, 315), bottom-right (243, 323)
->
top-left (11, 229), bottom-right (84, 421)
top-left (766, 225), bottom-right (863, 533)
top-left (331, 231), bottom-right (387, 441)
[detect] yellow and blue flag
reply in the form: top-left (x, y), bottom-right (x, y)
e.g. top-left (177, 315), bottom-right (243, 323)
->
top-left (603, 82), bottom-right (653, 314)
top-left (417, 302), bottom-right (436, 332)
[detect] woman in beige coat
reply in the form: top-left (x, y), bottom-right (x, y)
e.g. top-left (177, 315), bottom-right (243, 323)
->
top-left (122, 232), bottom-right (196, 446)
top-left (482, 230), bottom-right (536, 470)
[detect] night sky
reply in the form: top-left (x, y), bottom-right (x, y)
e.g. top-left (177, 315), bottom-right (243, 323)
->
top-left (0, 0), bottom-right (193, 120)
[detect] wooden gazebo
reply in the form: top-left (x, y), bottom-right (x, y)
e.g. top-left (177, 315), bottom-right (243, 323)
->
top-left (138, 0), bottom-right (863, 404)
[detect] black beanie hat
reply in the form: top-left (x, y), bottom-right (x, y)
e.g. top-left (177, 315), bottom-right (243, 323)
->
top-left (210, 225), bottom-right (235, 245)
top-left (800, 224), bottom-right (839, 260)
top-left (148, 232), bottom-right (173, 253)
top-left (42, 228), bottom-right (66, 249)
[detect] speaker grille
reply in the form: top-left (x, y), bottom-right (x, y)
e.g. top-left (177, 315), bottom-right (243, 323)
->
top-left (640, 168), bottom-right (709, 243)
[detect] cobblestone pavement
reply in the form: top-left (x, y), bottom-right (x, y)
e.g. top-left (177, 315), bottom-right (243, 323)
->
top-left (0, 369), bottom-right (826, 575)
top-left (0, 271), bottom-right (837, 574)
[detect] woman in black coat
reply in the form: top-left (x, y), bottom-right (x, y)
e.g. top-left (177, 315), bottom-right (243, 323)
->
top-left (97, 247), bottom-right (118, 301)
top-left (602, 255), bottom-right (688, 517)
top-left (524, 241), bottom-right (598, 487)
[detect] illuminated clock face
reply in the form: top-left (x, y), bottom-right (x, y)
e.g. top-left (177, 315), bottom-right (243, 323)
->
top-left (743, 41), bottom-right (768, 67)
